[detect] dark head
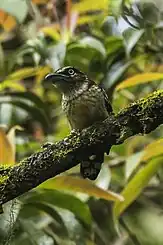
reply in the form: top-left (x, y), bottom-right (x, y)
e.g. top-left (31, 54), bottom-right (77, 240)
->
top-left (45, 66), bottom-right (91, 95)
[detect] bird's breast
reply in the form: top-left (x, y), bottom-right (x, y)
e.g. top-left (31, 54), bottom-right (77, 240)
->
top-left (62, 88), bottom-right (109, 130)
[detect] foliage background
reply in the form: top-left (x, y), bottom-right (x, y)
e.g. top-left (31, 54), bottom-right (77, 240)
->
top-left (0, 0), bottom-right (163, 244)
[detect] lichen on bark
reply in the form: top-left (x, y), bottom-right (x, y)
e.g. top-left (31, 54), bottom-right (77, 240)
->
top-left (0, 90), bottom-right (163, 207)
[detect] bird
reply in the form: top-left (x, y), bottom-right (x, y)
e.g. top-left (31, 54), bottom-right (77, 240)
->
top-left (45, 66), bottom-right (113, 180)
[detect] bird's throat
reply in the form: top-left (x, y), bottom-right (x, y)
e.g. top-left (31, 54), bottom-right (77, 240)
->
top-left (62, 81), bottom-right (89, 101)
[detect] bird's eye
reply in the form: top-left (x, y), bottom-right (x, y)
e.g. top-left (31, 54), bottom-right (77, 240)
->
top-left (68, 69), bottom-right (75, 75)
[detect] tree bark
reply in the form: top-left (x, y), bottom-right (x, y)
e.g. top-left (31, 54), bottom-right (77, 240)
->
top-left (0, 90), bottom-right (163, 206)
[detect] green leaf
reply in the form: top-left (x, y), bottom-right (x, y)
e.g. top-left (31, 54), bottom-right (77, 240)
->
top-left (56, 209), bottom-right (88, 245)
top-left (24, 189), bottom-right (92, 226)
top-left (17, 218), bottom-right (54, 245)
top-left (0, 0), bottom-right (28, 23)
top-left (116, 72), bottom-right (163, 90)
top-left (66, 43), bottom-right (97, 71)
top-left (12, 101), bottom-right (49, 129)
top-left (39, 176), bottom-right (124, 202)
top-left (24, 201), bottom-right (68, 235)
top-left (113, 157), bottom-right (163, 219)
top-left (125, 151), bottom-right (144, 180)
top-left (123, 29), bottom-right (144, 56)
top-left (109, 0), bottom-right (125, 17)
top-left (105, 36), bottom-right (123, 56)
top-left (42, 207), bottom-right (88, 245)
top-left (19, 202), bottom-right (74, 245)
top-left (103, 61), bottom-right (131, 89)
top-left (0, 98), bottom-right (50, 130)
top-left (4, 92), bottom-right (49, 118)
top-left (80, 37), bottom-right (106, 57)
top-left (140, 1), bottom-right (159, 25)
top-left (101, 17), bottom-right (121, 36)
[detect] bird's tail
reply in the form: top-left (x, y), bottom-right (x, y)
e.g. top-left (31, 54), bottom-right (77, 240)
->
top-left (80, 152), bottom-right (104, 180)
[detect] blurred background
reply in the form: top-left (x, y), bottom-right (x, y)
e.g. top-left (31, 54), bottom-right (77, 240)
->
top-left (0, 0), bottom-right (163, 244)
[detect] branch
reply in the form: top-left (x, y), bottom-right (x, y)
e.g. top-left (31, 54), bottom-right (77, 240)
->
top-left (0, 90), bottom-right (163, 205)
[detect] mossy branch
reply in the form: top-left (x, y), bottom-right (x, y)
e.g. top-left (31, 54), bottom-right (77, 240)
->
top-left (0, 90), bottom-right (163, 206)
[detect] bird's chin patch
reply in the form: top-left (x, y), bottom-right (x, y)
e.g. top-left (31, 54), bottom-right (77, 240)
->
top-left (52, 82), bottom-right (63, 91)
top-left (52, 83), bottom-right (57, 88)
top-left (52, 81), bottom-right (70, 93)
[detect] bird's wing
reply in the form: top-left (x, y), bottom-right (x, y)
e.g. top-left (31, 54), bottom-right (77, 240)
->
top-left (100, 87), bottom-right (113, 113)
top-left (89, 79), bottom-right (113, 114)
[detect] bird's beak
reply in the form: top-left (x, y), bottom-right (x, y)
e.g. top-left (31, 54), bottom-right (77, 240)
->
top-left (45, 73), bottom-right (70, 83)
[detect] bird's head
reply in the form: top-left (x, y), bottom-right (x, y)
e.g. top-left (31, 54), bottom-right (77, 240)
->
top-left (45, 66), bottom-right (91, 95)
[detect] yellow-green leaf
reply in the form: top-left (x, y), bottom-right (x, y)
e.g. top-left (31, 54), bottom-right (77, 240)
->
top-left (126, 139), bottom-right (163, 180)
top-left (141, 139), bottom-right (163, 162)
top-left (40, 26), bottom-right (60, 41)
top-left (0, 80), bottom-right (25, 91)
top-left (72, 0), bottom-right (108, 13)
top-left (77, 14), bottom-right (103, 25)
top-left (116, 73), bottom-right (163, 91)
top-left (35, 66), bottom-right (52, 85)
top-left (7, 67), bottom-right (40, 80)
top-left (0, 125), bottom-right (22, 166)
top-left (0, 127), bottom-right (14, 166)
top-left (0, 66), bottom-right (47, 92)
top-left (39, 176), bottom-right (124, 202)
top-left (113, 157), bottom-right (163, 219)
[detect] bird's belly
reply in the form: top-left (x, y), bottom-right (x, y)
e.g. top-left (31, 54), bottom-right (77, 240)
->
top-left (65, 100), bottom-right (108, 130)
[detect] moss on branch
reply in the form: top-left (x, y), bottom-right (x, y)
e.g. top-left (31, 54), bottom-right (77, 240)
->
top-left (0, 90), bottom-right (163, 206)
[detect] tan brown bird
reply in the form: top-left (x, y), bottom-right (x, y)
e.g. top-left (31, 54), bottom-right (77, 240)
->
top-left (45, 66), bottom-right (113, 180)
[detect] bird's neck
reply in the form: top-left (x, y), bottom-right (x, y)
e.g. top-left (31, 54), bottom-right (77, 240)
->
top-left (62, 81), bottom-right (90, 101)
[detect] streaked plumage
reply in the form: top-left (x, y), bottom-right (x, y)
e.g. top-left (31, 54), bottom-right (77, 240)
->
top-left (45, 66), bottom-right (112, 180)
